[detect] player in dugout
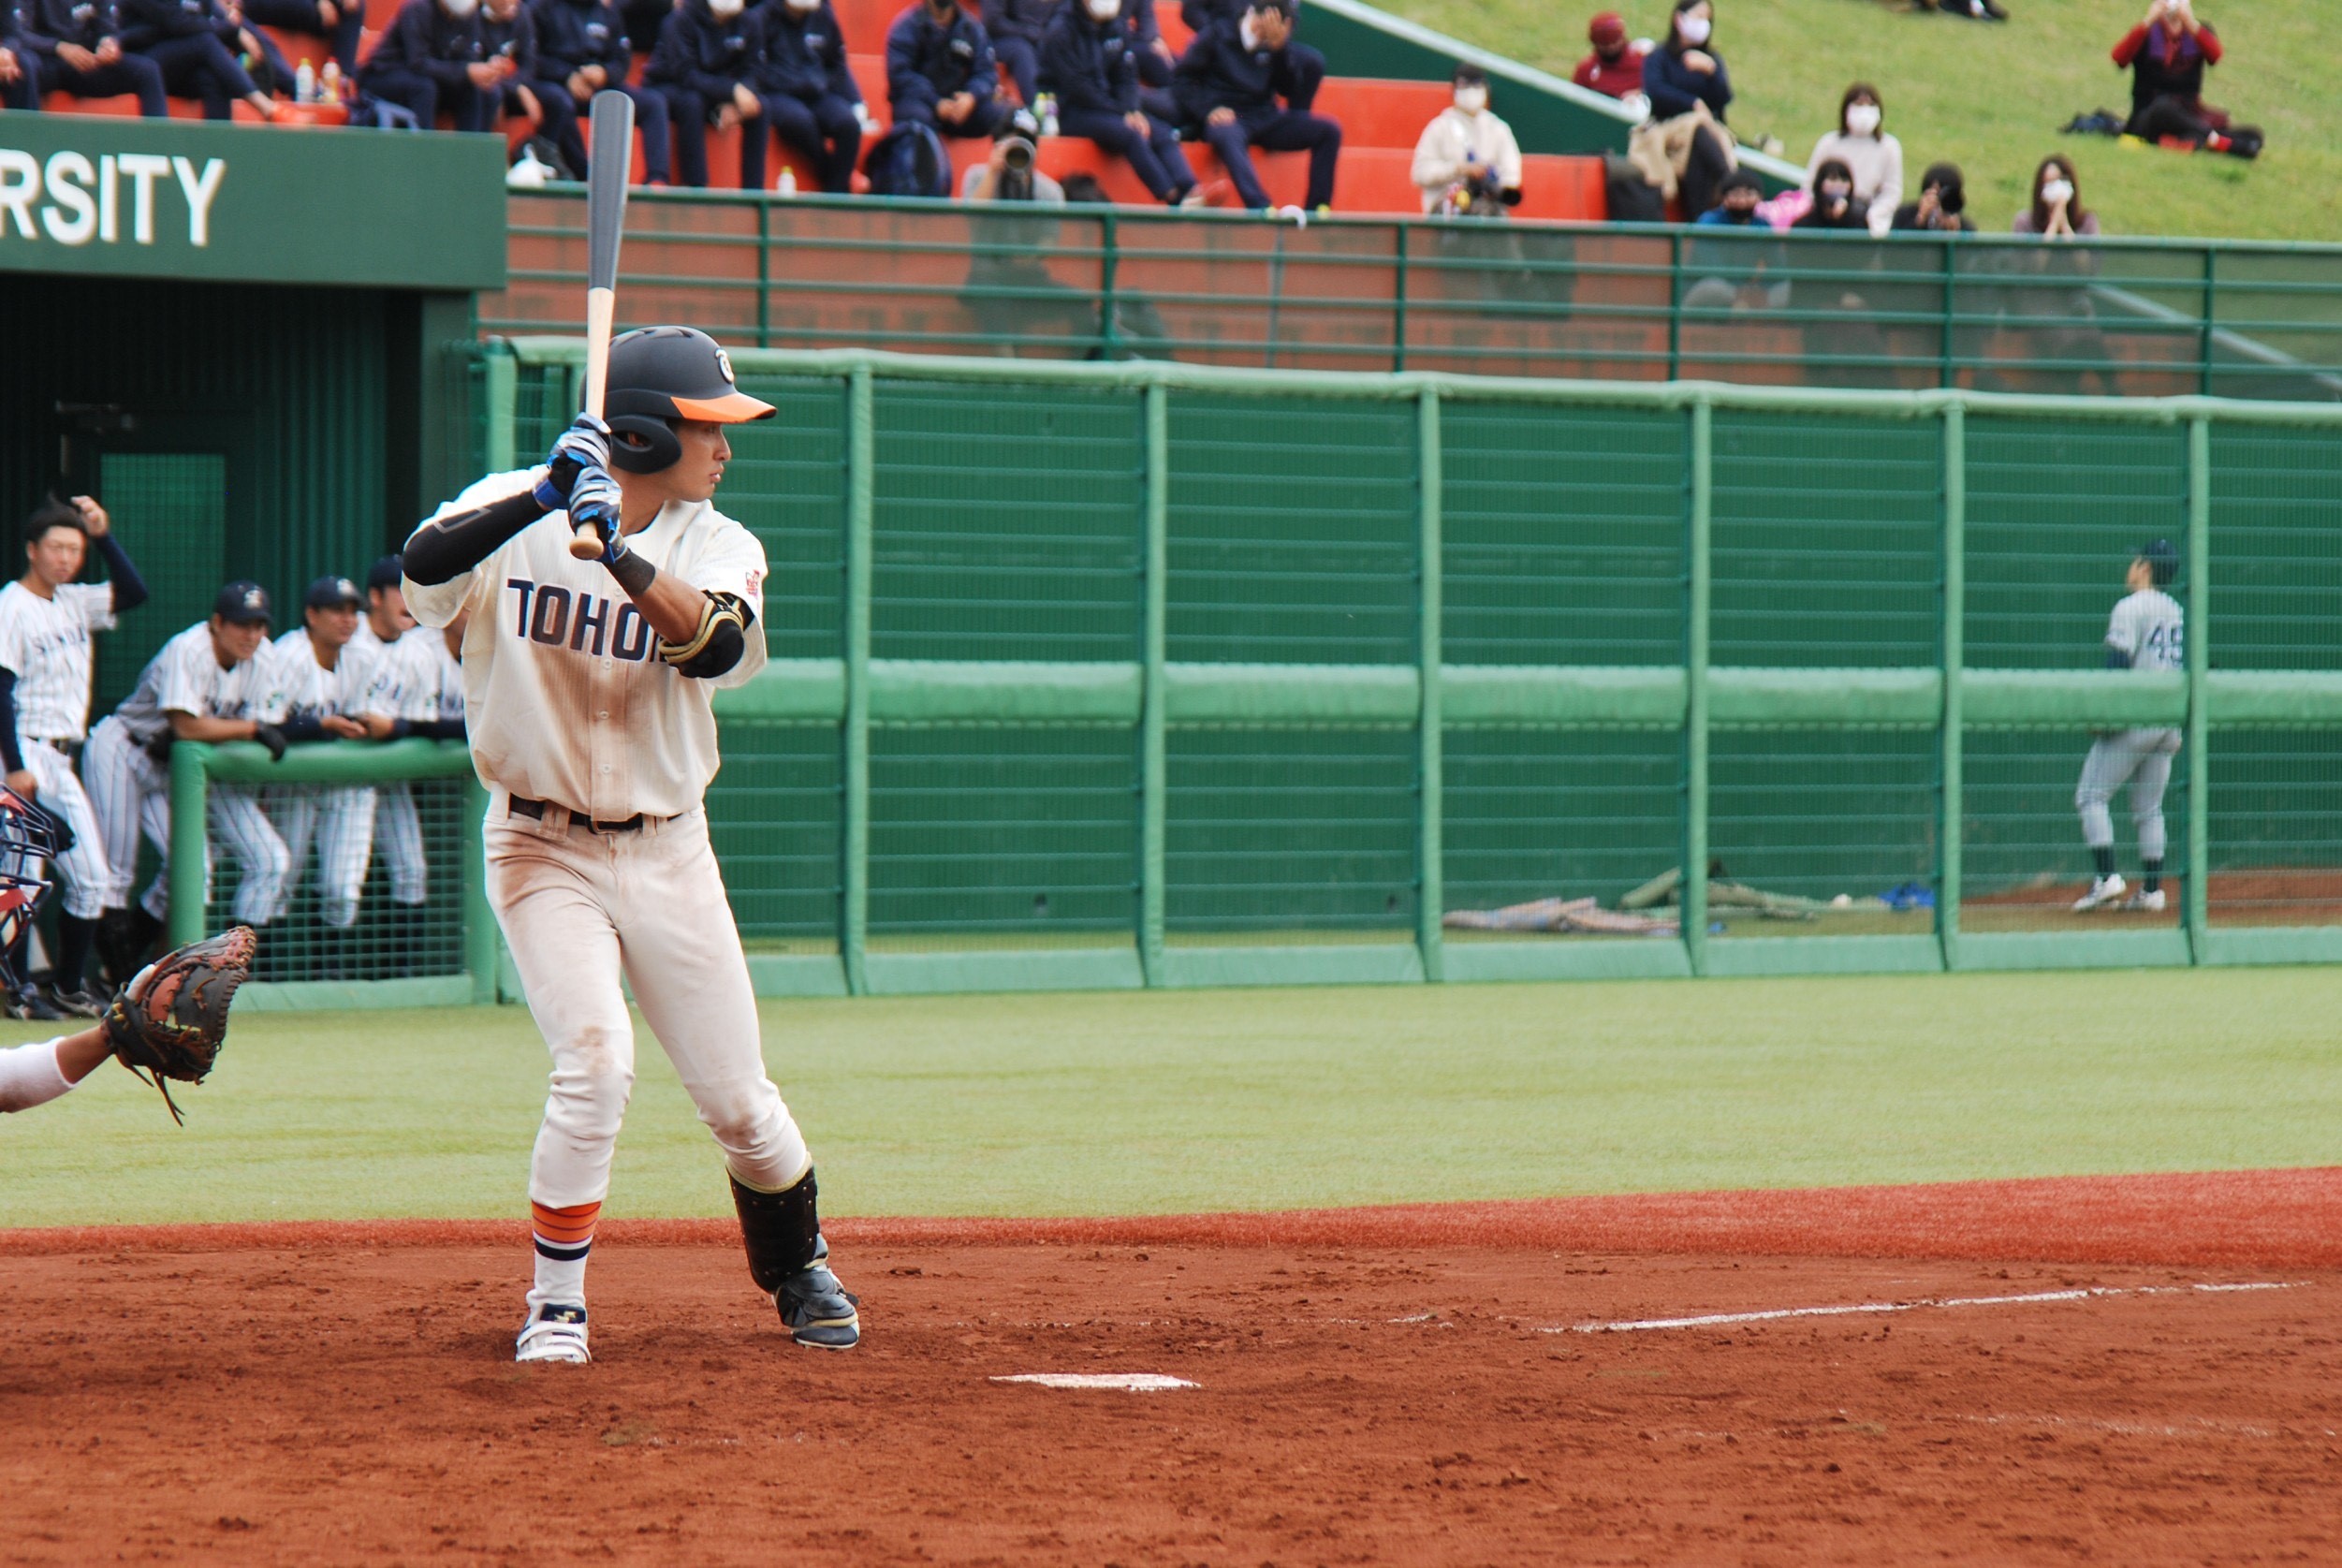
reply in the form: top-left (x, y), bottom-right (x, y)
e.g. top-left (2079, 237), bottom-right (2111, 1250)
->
top-left (400, 326), bottom-right (859, 1365)
top-left (0, 496), bottom-right (149, 1018)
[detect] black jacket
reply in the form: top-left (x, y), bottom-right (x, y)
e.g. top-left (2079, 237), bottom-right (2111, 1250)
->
top-left (528, 0), bottom-right (627, 81)
top-left (363, 0), bottom-right (485, 86)
top-left (752, 0), bottom-right (856, 102)
top-left (1173, 16), bottom-right (1293, 124)
top-left (118, 0), bottom-right (233, 51)
top-left (29, 0), bottom-right (127, 50)
top-left (884, 1), bottom-right (994, 118)
top-left (647, 0), bottom-right (754, 97)
top-left (986, 0), bottom-right (1057, 46)
top-left (480, 2), bottom-right (536, 77)
top-left (1, 0), bottom-right (45, 51)
top-left (1038, 6), bottom-right (1135, 116)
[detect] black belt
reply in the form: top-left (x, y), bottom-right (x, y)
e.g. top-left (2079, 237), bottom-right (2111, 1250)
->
top-left (507, 795), bottom-right (652, 834)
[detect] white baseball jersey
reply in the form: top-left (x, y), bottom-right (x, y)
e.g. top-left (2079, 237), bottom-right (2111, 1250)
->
top-left (2106, 589), bottom-right (2184, 673)
top-left (0, 579), bottom-right (115, 740)
top-left (110, 623), bottom-right (275, 745)
top-left (269, 628), bottom-right (379, 724)
top-left (403, 468), bottom-right (768, 820)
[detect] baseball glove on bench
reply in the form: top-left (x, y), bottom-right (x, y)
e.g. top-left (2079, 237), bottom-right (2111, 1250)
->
top-left (103, 926), bottom-right (256, 1125)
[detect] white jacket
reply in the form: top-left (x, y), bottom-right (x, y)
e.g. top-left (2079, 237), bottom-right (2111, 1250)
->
top-left (1411, 106), bottom-right (1524, 213)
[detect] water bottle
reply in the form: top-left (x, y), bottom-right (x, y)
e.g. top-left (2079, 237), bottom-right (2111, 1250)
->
top-left (777, 165), bottom-right (797, 197)
top-left (319, 59), bottom-right (342, 103)
top-left (1036, 92), bottom-right (1058, 137)
top-left (295, 60), bottom-right (315, 103)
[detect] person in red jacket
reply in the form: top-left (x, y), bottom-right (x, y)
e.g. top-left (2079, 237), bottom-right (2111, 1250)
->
top-left (2112, 0), bottom-right (2258, 158)
top-left (1570, 10), bottom-right (1643, 102)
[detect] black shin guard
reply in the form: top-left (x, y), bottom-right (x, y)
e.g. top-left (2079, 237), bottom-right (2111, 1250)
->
top-left (730, 1167), bottom-right (822, 1292)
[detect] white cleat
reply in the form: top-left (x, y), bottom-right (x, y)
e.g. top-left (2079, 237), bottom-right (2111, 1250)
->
top-left (516, 1303), bottom-right (591, 1364)
top-left (2123, 887), bottom-right (2167, 913)
top-left (2072, 873), bottom-right (2128, 912)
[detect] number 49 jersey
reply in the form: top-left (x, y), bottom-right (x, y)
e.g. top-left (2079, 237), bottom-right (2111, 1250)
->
top-left (2107, 588), bottom-right (2184, 673)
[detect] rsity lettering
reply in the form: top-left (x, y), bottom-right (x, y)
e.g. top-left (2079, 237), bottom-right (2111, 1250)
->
top-left (0, 148), bottom-right (225, 248)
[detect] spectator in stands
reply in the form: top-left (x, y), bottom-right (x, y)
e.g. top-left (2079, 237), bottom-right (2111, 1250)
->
top-left (1806, 83), bottom-right (1898, 237)
top-left (1119, 0), bottom-right (1178, 123)
top-left (1683, 168), bottom-right (1782, 309)
top-left (241, 0), bottom-right (359, 77)
top-left (360, 0), bottom-right (495, 131)
top-left (1041, 0), bottom-right (1198, 206)
top-left (1791, 155), bottom-right (1866, 231)
top-left (0, 0), bottom-right (37, 109)
top-left (959, 108), bottom-right (1062, 201)
top-left (648, 0), bottom-right (769, 188)
top-left (2113, 0), bottom-right (2257, 158)
top-left (119, 0), bottom-right (281, 119)
top-left (1411, 64), bottom-right (1520, 218)
top-left (1640, 0), bottom-right (1734, 217)
top-left (750, 0), bottom-right (863, 195)
top-left (17, 0), bottom-right (169, 114)
top-left (532, 0), bottom-right (675, 186)
top-left (2014, 153), bottom-right (2098, 239)
top-left (1174, 0), bottom-right (1340, 213)
top-left (1891, 161), bottom-right (1973, 232)
top-left (886, 0), bottom-right (1011, 139)
top-left (1571, 10), bottom-right (1644, 104)
top-left (1180, 0), bottom-right (1318, 110)
top-left (988, 0), bottom-right (1059, 109)
top-left (480, 0), bottom-right (567, 155)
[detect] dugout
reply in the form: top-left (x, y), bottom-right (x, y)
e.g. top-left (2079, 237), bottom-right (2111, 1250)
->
top-left (0, 115), bottom-right (505, 710)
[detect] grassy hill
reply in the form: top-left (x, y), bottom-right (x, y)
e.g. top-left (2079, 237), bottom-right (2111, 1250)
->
top-left (1380, 0), bottom-right (2336, 243)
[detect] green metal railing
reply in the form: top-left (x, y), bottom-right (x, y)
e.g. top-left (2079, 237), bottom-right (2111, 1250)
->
top-left (491, 192), bottom-right (2342, 400)
top-left (475, 340), bottom-right (2342, 999)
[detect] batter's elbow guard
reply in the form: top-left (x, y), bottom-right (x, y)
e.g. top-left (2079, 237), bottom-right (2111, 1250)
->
top-left (730, 1166), bottom-right (823, 1289)
top-left (659, 592), bottom-right (754, 680)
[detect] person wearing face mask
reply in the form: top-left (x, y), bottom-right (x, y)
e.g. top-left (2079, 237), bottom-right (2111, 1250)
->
top-left (1040, 0), bottom-right (1198, 205)
top-left (886, 0), bottom-right (1011, 139)
top-left (2013, 154), bottom-right (2098, 240)
top-left (747, 0), bottom-right (863, 194)
top-left (1411, 65), bottom-right (1520, 217)
top-left (1683, 169), bottom-right (1783, 311)
top-left (478, 0), bottom-right (564, 160)
top-left (647, 0), bottom-right (768, 189)
top-left (1638, 0), bottom-right (1735, 218)
top-left (1792, 156), bottom-right (1866, 232)
top-left (1790, 155), bottom-right (1895, 386)
top-left (359, 0), bottom-right (495, 131)
top-left (1806, 84), bottom-right (1899, 239)
top-left (2113, 0), bottom-right (2258, 158)
top-left (1180, 0), bottom-right (1319, 110)
top-left (1571, 10), bottom-right (1645, 103)
top-left (118, 0), bottom-right (282, 120)
top-left (1891, 162), bottom-right (1973, 233)
top-left (531, 0), bottom-right (675, 185)
top-left (1173, 0), bottom-right (1339, 212)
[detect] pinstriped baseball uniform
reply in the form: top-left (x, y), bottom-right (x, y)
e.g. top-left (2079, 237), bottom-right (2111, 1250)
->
top-left (0, 579), bottom-right (116, 920)
top-left (84, 623), bottom-right (291, 924)
top-left (2076, 588), bottom-right (2185, 857)
top-left (403, 468), bottom-right (807, 1271)
top-left (263, 628), bottom-right (381, 929)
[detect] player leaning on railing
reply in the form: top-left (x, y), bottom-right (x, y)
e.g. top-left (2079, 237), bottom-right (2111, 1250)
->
top-left (401, 325), bottom-right (859, 1365)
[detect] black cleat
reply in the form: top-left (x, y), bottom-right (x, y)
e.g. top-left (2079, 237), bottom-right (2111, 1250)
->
top-left (775, 1238), bottom-right (860, 1350)
top-left (47, 983), bottom-right (106, 1019)
top-left (7, 986), bottom-right (65, 1021)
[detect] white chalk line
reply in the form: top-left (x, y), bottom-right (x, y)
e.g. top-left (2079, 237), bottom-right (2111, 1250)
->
top-left (1555, 1281), bottom-right (2300, 1334)
top-left (990, 1373), bottom-right (1197, 1392)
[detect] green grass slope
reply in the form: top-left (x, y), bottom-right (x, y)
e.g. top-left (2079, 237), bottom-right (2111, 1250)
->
top-left (1383, 0), bottom-right (2336, 242)
top-left (3, 968), bottom-right (2337, 1227)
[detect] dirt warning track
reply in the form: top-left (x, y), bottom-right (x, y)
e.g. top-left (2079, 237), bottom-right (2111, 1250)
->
top-left (3, 1171), bottom-right (2337, 1566)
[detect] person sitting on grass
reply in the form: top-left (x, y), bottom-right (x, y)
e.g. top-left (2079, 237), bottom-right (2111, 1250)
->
top-left (1640, 0), bottom-right (1734, 218)
top-left (1805, 83), bottom-right (1898, 238)
top-left (1570, 9), bottom-right (1645, 104)
top-left (2113, 0), bottom-right (2258, 159)
top-left (2013, 153), bottom-right (2098, 240)
top-left (1891, 161), bottom-right (1974, 233)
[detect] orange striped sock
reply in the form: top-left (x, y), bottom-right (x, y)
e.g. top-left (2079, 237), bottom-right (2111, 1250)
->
top-left (531, 1200), bottom-right (600, 1263)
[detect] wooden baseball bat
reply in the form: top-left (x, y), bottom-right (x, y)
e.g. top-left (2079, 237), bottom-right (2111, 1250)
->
top-left (571, 90), bottom-right (636, 561)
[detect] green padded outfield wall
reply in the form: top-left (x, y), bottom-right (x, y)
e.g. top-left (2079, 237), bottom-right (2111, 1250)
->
top-left (490, 346), bottom-right (2342, 993)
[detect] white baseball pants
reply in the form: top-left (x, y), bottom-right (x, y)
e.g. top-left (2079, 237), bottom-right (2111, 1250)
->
top-left (377, 782), bottom-right (429, 906)
top-left (267, 784), bottom-right (378, 928)
top-left (22, 742), bottom-right (110, 920)
top-left (486, 798), bottom-right (811, 1212)
top-left (2076, 726), bottom-right (2182, 860)
top-left (84, 719), bottom-right (291, 924)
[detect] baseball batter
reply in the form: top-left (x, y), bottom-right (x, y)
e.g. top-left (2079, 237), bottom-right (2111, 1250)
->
top-left (84, 582), bottom-right (293, 973)
top-left (263, 577), bottom-right (381, 960)
top-left (0, 496), bottom-right (150, 1015)
top-left (2073, 539), bottom-right (2185, 914)
top-left (402, 326), bottom-right (857, 1365)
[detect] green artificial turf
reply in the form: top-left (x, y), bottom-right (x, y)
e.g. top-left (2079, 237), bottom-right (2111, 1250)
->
top-left (1384, 0), bottom-right (2337, 243)
top-left (3, 966), bottom-right (2335, 1228)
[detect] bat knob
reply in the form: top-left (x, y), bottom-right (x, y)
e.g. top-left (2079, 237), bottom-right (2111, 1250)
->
top-left (567, 523), bottom-right (606, 561)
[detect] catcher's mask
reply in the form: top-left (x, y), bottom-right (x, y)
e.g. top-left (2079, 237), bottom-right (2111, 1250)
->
top-left (0, 786), bottom-right (58, 990)
top-left (603, 327), bottom-right (777, 475)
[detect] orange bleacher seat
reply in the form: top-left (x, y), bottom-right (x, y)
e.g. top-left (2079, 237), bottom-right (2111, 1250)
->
top-left (1308, 77), bottom-right (1448, 153)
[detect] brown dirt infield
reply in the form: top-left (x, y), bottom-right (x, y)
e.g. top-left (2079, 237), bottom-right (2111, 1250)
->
top-left (5, 1171), bottom-right (2338, 1567)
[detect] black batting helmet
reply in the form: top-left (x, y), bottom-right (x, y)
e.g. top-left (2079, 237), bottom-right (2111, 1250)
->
top-left (604, 328), bottom-right (776, 475)
top-left (2139, 537), bottom-right (2180, 588)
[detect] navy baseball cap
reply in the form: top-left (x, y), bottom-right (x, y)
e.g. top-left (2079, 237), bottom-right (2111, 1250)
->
top-left (2139, 537), bottom-right (2180, 587)
top-left (213, 580), bottom-right (271, 625)
top-left (366, 554), bottom-right (405, 592)
top-left (304, 575), bottom-right (363, 611)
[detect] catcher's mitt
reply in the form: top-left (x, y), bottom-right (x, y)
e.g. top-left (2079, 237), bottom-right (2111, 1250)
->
top-left (103, 925), bottom-right (256, 1124)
